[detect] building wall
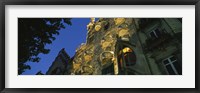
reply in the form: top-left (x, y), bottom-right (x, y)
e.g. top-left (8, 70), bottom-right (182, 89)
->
top-left (137, 18), bottom-right (182, 75)
top-left (46, 48), bottom-right (71, 75)
top-left (72, 18), bottom-right (182, 75)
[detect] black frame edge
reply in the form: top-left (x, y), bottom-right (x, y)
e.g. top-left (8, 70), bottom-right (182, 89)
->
top-left (0, 0), bottom-right (5, 92)
top-left (195, 0), bottom-right (200, 92)
top-left (1, 0), bottom-right (200, 5)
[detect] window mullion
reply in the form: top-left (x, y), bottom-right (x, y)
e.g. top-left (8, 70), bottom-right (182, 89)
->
top-left (153, 30), bottom-right (158, 38)
top-left (168, 58), bottom-right (179, 75)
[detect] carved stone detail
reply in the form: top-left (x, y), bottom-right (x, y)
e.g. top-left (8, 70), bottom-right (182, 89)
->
top-left (118, 28), bottom-right (129, 37)
top-left (95, 25), bottom-right (101, 31)
top-left (114, 18), bottom-right (125, 25)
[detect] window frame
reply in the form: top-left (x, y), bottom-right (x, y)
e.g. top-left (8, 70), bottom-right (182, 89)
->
top-left (162, 56), bottom-right (180, 75)
top-left (149, 28), bottom-right (161, 38)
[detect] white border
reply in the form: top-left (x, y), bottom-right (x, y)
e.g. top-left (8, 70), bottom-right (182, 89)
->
top-left (5, 5), bottom-right (195, 88)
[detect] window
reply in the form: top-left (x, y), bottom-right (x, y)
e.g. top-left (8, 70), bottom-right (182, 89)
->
top-left (149, 28), bottom-right (161, 38)
top-left (117, 46), bottom-right (137, 75)
top-left (162, 56), bottom-right (182, 75)
top-left (121, 47), bottom-right (136, 66)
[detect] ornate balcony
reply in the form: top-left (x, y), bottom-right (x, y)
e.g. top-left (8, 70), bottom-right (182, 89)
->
top-left (145, 33), bottom-right (172, 51)
top-left (100, 51), bottom-right (114, 66)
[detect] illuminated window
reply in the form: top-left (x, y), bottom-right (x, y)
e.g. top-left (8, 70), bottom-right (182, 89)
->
top-left (122, 47), bottom-right (132, 53)
top-left (118, 47), bottom-right (136, 74)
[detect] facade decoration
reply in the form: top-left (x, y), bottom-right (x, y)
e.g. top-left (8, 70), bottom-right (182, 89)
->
top-left (45, 18), bottom-right (182, 75)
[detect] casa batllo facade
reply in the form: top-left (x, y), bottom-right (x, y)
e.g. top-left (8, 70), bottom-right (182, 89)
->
top-left (72, 18), bottom-right (182, 75)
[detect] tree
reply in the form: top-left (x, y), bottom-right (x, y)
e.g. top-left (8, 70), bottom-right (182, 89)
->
top-left (18, 18), bottom-right (72, 74)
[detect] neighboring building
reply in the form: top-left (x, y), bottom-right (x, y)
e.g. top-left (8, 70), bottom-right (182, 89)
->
top-left (136, 18), bottom-right (182, 75)
top-left (71, 18), bottom-right (182, 75)
top-left (46, 48), bottom-right (72, 75)
top-left (36, 71), bottom-right (44, 75)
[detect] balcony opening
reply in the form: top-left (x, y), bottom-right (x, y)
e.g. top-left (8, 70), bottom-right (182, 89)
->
top-left (117, 46), bottom-right (136, 75)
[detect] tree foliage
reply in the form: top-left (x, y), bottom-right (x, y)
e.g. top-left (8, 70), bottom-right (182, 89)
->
top-left (18, 18), bottom-right (72, 74)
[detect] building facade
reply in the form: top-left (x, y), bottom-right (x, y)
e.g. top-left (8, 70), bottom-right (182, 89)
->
top-left (46, 48), bottom-right (72, 75)
top-left (72, 18), bottom-right (182, 75)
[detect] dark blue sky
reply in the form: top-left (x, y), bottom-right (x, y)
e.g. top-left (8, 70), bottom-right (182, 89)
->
top-left (22, 18), bottom-right (90, 75)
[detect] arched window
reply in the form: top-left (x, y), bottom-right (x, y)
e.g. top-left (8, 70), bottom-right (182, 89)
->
top-left (117, 46), bottom-right (136, 75)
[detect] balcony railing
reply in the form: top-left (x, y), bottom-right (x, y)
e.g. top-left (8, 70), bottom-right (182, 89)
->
top-left (144, 33), bottom-right (172, 51)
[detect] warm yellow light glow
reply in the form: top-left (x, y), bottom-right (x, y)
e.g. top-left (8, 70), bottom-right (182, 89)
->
top-left (73, 63), bottom-right (81, 70)
top-left (84, 55), bottom-right (92, 62)
top-left (91, 18), bottom-right (95, 23)
top-left (122, 47), bottom-right (132, 53)
top-left (95, 25), bottom-right (101, 31)
top-left (118, 28), bottom-right (129, 37)
top-left (114, 18), bottom-right (125, 25)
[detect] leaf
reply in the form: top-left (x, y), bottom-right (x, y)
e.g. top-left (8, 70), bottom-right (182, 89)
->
top-left (63, 18), bottom-right (72, 25)
top-left (18, 18), bottom-right (72, 74)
